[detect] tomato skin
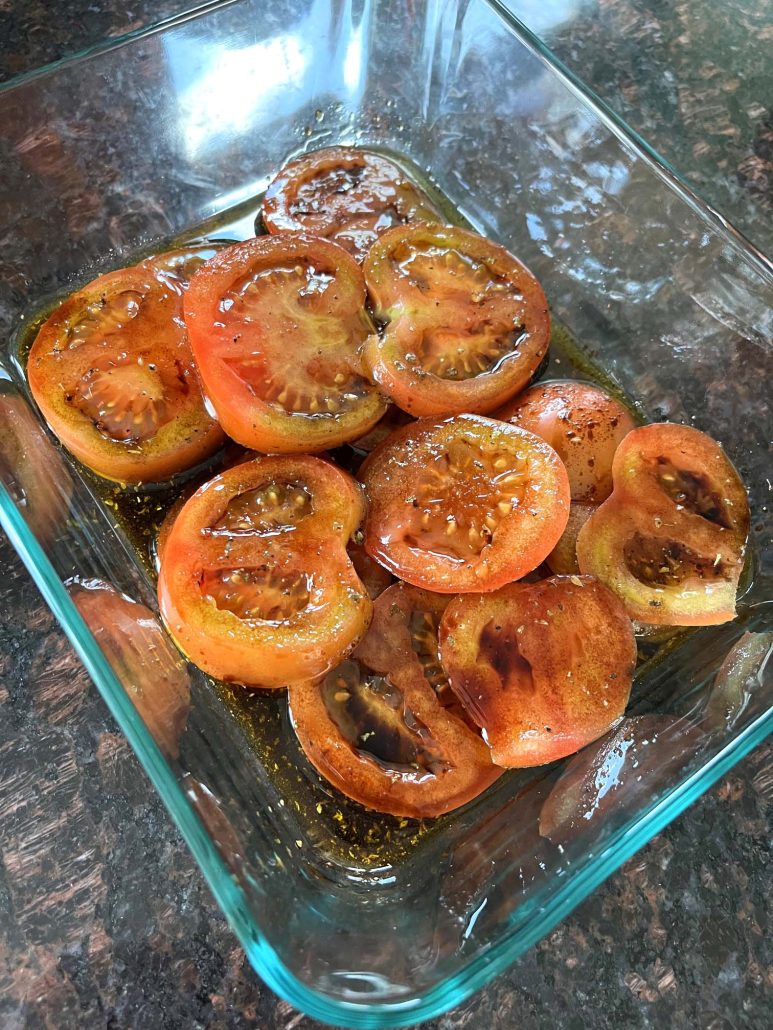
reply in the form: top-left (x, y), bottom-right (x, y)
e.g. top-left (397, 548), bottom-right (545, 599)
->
top-left (495, 379), bottom-right (636, 503)
top-left (158, 455), bottom-right (371, 687)
top-left (546, 502), bottom-right (596, 575)
top-left (184, 234), bottom-right (388, 453)
top-left (261, 146), bottom-right (442, 261)
top-left (363, 224), bottom-right (550, 417)
top-left (360, 414), bottom-right (570, 593)
top-left (288, 584), bottom-right (501, 818)
top-left (27, 264), bottom-right (224, 484)
top-left (71, 581), bottom-right (190, 759)
top-left (577, 423), bottom-right (750, 625)
top-left (438, 576), bottom-right (636, 768)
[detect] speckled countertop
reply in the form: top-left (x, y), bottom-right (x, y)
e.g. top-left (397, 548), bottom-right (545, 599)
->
top-left (0, 2), bottom-right (771, 1028)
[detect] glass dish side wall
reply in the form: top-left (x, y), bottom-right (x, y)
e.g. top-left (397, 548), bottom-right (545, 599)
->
top-left (0, 1), bottom-right (770, 1026)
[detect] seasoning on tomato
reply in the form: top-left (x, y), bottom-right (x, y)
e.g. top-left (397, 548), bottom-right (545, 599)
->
top-left (71, 580), bottom-right (191, 760)
top-left (496, 379), bottom-right (636, 503)
top-left (157, 455), bottom-right (371, 687)
top-left (261, 146), bottom-right (442, 261)
top-left (288, 591), bottom-right (501, 819)
top-left (438, 576), bottom-right (636, 767)
top-left (27, 262), bottom-right (225, 484)
top-left (360, 414), bottom-right (570, 593)
top-left (362, 224), bottom-right (550, 417)
top-left (183, 234), bottom-right (388, 453)
top-left (576, 423), bottom-right (750, 625)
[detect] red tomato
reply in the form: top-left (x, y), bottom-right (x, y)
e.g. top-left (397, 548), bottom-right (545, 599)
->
top-left (157, 455), bottom-right (371, 687)
top-left (27, 260), bottom-right (224, 484)
top-left (184, 234), bottom-right (388, 453)
top-left (261, 146), bottom-right (442, 261)
top-left (577, 423), bottom-right (750, 625)
top-left (362, 224), bottom-right (550, 416)
top-left (71, 580), bottom-right (190, 759)
top-left (346, 540), bottom-right (394, 600)
top-left (360, 414), bottom-right (570, 593)
top-left (438, 576), bottom-right (636, 767)
top-left (546, 502), bottom-right (596, 575)
top-left (495, 379), bottom-right (636, 503)
top-left (0, 389), bottom-right (72, 545)
top-left (288, 585), bottom-right (501, 818)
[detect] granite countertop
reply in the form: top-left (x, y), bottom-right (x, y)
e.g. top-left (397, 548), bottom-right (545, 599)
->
top-left (0, 2), bottom-right (771, 1028)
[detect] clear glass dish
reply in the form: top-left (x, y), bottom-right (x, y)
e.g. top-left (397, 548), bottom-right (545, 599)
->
top-left (0, 1), bottom-right (770, 1026)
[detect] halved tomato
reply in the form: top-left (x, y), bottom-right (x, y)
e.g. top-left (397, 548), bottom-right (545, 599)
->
top-left (360, 414), bottom-right (570, 593)
top-left (438, 576), bottom-right (636, 767)
top-left (157, 455), bottom-right (371, 686)
top-left (261, 146), bottom-right (442, 261)
top-left (71, 580), bottom-right (190, 759)
top-left (27, 259), bottom-right (225, 483)
top-left (184, 234), bottom-right (388, 453)
top-left (545, 502), bottom-right (596, 576)
top-left (288, 591), bottom-right (501, 818)
top-left (495, 379), bottom-right (636, 503)
top-left (363, 224), bottom-right (550, 416)
top-left (577, 423), bottom-right (750, 625)
top-left (346, 540), bottom-right (394, 600)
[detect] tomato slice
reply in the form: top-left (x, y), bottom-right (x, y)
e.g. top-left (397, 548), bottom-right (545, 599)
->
top-left (495, 379), bottom-right (636, 503)
top-left (184, 234), bottom-right (388, 453)
top-left (546, 502), bottom-right (596, 575)
top-left (71, 580), bottom-right (190, 759)
top-left (288, 588), bottom-right (501, 818)
top-left (346, 540), bottom-right (394, 600)
top-left (577, 423), bottom-right (750, 625)
top-left (27, 261), bottom-right (225, 484)
top-left (360, 414), bottom-right (570, 593)
top-left (438, 576), bottom-right (636, 767)
top-left (157, 455), bottom-right (372, 686)
top-left (362, 224), bottom-right (550, 416)
top-left (261, 146), bottom-right (442, 261)
top-left (538, 715), bottom-right (701, 843)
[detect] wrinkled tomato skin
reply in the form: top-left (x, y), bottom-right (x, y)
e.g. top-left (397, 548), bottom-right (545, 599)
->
top-left (71, 580), bottom-right (191, 760)
top-left (27, 264), bottom-right (224, 484)
top-left (438, 576), bottom-right (636, 768)
top-left (577, 423), bottom-right (750, 626)
top-left (363, 224), bottom-right (551, 417)
top-left (496, 379), bottom-right (636, 503)
top-left (360, 414), bottom-right (570, 593)
top-left (158, 455), bottom-right (371, 687)
top-left (261, 146), bottom-right (442, 261)
top-left (288, 586), bottom-right (501, 819)
top-left (184, 234), bottom-right (388, 453)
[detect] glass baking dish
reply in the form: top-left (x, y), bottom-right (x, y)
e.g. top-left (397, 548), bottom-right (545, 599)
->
top-left (0, 0), bottom-right (771, 1025)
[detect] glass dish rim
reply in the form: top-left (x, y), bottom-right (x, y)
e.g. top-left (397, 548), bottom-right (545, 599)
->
top-left (1, 1), bottom-right (771, 1025)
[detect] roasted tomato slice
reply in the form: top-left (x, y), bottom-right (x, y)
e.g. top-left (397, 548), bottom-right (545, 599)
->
top-left (184, 234), bottom-right (388, 453)
top-left (496, 379), bottom-right (636, 503)
top-left (71, 580), bottom-right (191, 759)
top-left (438, 576), bottom-right (636, 767)
top-left (261, 146), bottom-right (442, 261)
top-left (362, 224), bottom-right (550, 417)
top-left (360, 414), bottom-right (570, 593)
top-left (546, 502), bottom-right (596, 576)
top-left (157, 455), bottom-right (372, 687)
top-left (288, 593), bottom-right (501, 819)
top-left (346, 540), bottom-right (395, 600)
top-left (27, 262), bottom-right (224, 484)
top-left (577, 423), bottom-right (750, 625)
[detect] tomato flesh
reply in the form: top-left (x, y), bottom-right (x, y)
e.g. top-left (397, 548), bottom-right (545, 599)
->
top-left (157, 455), bottom-right (371, 686)
top-left (184, 234), bottom-right (388, 453)
top-left (438, 576), bottom-right (636, 767)
top-left (288, 586), bottom-right (500, 819)
top-left (577, 423), bottom-right (750, 625)
top-left (261, 146), bottom-right (442, 261)
top-left (496, 379), bottom-right (636, 503)
top-left (72, 580), bottom-right (191, 759)
top-left (27, 259), bottom-right (224, 483)
top-left (363, 225), bottom-right (550, 416)
top-left (361, 414), bottom-right (570, 593)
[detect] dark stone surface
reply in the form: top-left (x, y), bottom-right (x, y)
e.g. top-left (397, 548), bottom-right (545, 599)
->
top-left (0, 2), bottom-right (771, 1028)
